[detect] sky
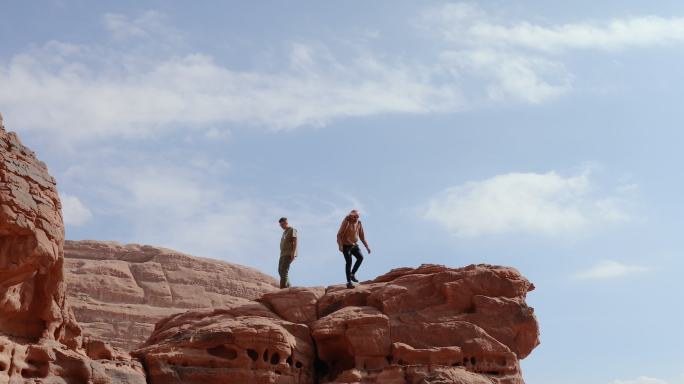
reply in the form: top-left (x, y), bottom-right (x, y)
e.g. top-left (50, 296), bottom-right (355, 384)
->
top-left (1, 1), bottom-right (683, 383)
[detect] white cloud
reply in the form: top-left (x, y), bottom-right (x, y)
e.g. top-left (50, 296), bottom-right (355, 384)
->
top-left (424, 4), bottom-right (684, 53)
top-left (104, 11), bottom-right (170, 41)
top-left (441, 49), bottom-right (570, 103)
top-left (0, 26), bottom-right (461, 143)
top-left (420, 4), bottom-right (684, 103)
top-left (60, 193), bottom-right (92, 226)
top-left (574, 260), bottom-right (648, 280)
top-left (420, 168), bottom-right (631, 237)
top-left (469, 16), bottom-right (684, 53)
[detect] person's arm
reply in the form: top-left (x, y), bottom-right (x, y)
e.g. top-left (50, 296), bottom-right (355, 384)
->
top-left (289, 228), bottom-right (298, 260)
top-left (359, 222), bottom-right (371, 253)
top-left (336, 219), bottom-right (346, 251)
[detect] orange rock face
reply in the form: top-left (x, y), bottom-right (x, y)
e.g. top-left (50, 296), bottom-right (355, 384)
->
top-left (0, 118), bottom-right (145, 383)
top-left (135, 264), bottom-right (539, 384)
top-left (64, 240), bottom-right (279, 351)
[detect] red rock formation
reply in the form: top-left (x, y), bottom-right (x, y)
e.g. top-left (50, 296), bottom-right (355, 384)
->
top-left (259, 287), bottom-right (325, 324)
top-left (0, 119), bottom-right (79, 347)
top-left (133, 297), bottom-right (316, 384)
top-left (312, 264), bottom-right (538, 383)
top-left (64, 240), bottom-right (279, 351)
top-left (135, 264), bottom-right (539, 384)
top-left (0, 116), bottom-right (145, 383)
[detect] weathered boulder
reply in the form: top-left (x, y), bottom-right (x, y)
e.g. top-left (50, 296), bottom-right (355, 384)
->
top-left (259, 287), bottom-right (325, 324)
top-left (64, 240), bottom-right (279, 351)
top-left (0, 118), bottom-right (146, 383)
top-left (133, 297), bottom-right (316, 384)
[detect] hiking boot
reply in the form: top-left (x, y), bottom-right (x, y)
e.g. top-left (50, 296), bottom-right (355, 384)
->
top-left (346, 282), bottom-right (355, 289)
top-left (350, 274), bottom-right (359, 283)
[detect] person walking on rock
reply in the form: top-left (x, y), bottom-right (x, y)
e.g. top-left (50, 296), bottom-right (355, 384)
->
top-left (337, 210), bottom-right (371, 288)
top-left (278, 217), bottom-right (297, 289)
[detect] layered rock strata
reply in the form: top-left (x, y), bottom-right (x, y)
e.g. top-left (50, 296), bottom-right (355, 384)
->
top-left (0, 116), bottom-right (145, 383)
top-left (64, 240), bottom-right (279, 351)
top-left (135, 264), bottom-right (539, 384)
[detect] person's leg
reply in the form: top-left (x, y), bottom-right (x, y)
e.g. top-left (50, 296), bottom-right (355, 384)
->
top-left (342, 245), bottom-right (353, 283)
top-left (350, 244), bottom-right (364, 278)
top-left (278, 255), bottom-right (292, 288)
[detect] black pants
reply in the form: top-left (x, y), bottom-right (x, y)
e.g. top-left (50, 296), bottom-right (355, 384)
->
top-left (342, 244), bottom-right (364, 283)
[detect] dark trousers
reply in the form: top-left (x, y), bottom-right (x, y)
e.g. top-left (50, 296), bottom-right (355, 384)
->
top-left (342, 244), bottom-right (364, 283)
top-left (278, 254), bottom-right (293, 289)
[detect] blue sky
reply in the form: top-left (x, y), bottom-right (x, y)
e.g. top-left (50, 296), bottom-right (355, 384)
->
top-left (2, 1), bottom-right (684, 383)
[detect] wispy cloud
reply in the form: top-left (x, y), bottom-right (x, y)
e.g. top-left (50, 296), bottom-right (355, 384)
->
top-left (60, 193), bottom-right (92, 226)
top-left (4, 6), bottom-right (684, 142)
top-left (574, 260), bottom-right (649, 280)
top-left (423, 4), bottom-right (684, 52)
top-left (420, 167), bottom-right (633, 237)
top-left (104, 11), bottom-right (178, 43)
top-left (441, 49), bottom-right (570, 104)
top-left (0, 17), bottom-right (461, 143)
top-left (420, 3), bottom-right (684, 103)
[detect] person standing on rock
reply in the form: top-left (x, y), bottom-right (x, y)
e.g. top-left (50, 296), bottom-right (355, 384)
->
top-left (278, 217), bottom-right (298, 289)
top-left (337, 210), bottom-right (371, 288)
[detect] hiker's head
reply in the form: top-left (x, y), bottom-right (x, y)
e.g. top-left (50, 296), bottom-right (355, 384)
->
top-left (348, 210), bottom-right (359, 222)
top-left (278, 217), bottom-right (288, 229)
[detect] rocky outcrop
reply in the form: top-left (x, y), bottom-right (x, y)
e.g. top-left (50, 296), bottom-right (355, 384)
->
top-left (133, 297), bottom-right (316, 384)
top-left (0, 116), bottom-right (145, 383)
top-left (64, 240), bottom-right (279, 351)
top-left (134, 264), bottom-right (539, 384)
top-left (0, 115), bottom-right (79, 347)
top-left (311, 264), bottom-right (538, 383)
top-left (259, 287), bottom-right (325, 325)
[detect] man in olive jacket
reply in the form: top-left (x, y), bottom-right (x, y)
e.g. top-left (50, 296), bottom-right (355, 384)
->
top-left (278, 217), bottom-right (297, 288)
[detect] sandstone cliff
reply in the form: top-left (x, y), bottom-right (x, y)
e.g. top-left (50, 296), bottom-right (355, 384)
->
top-left (0, 114), bottom-right (145, 383)
top-left (64, 240), bottom-right (278, 351)
top-left (134, 264), bottom-right (539, 384)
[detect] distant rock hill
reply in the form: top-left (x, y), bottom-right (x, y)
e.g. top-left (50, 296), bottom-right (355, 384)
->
top-left (64, 240), bottom-right (279, 351)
